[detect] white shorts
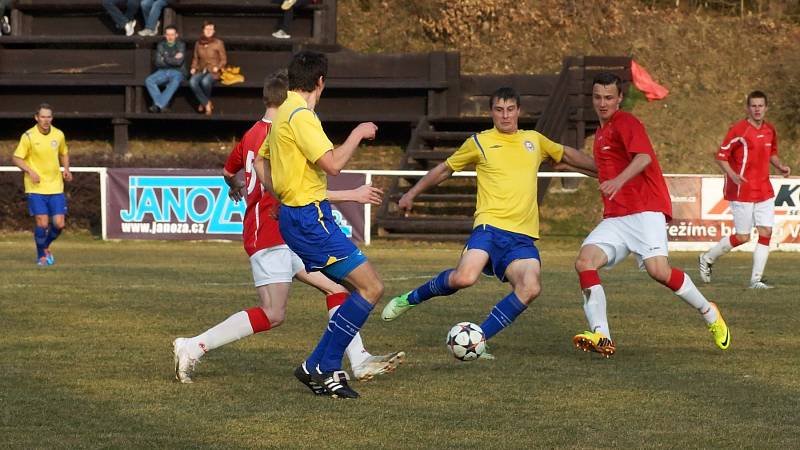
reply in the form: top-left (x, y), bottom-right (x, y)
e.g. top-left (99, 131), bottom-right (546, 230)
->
top-left (730, 199), bottom-right (774, 233)
top-left (582, 211), bottom-right (669, 270)
top-left (249, 245), bottom-right (304, 287)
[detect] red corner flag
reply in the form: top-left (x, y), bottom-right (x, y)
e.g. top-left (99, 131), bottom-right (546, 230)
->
top-left (630, 60), bottom-right (669, 101)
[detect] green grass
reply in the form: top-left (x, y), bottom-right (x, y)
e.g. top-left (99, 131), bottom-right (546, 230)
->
top-left (1, 233), bottom-right (798, 449)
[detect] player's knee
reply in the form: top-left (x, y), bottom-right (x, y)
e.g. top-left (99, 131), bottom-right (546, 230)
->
top-left (450, 270), bottom-right (478, 289)
top-left (266, 307), bottom-right (286, 328)
top-left (735, 233), bottom-right (751, 243)
top-left (574, 255), bottom-right (595, 273)
top-left (360, 278), bottom-right (384, 303)
top-left (516, 282), bottom-right (541, 304)
top-left (646, 266), bottom-right (670, 284)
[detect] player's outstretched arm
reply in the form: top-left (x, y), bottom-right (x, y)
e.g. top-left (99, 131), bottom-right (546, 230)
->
top-left (328, 184), bottom-right (383, 205)
top-left (399, 162), bottom-right (454, 215)
top-left (553, 161), bottom-right (597, 178)
top-left (316, 122), bottom-right (377, 176)
top-left (12, 156), bottom-right (40, 184)
top-left (560, 146), bottom-right (597, 177)
top-left (769, 154), bottom-right (791, 177)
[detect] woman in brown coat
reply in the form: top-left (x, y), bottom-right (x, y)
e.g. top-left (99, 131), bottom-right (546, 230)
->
top-left (189, 21), bottom-right (226, 115)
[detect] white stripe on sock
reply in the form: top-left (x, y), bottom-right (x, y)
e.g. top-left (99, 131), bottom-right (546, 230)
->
top-left (328, 304), bottom-right (371, 369)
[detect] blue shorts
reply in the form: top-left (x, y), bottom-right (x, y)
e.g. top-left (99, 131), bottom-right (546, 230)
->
top-left (464, 224), bottom-right (540, 282)
top-left (278, 200), bottom-right (366, 283)
top-left (27, 193), bottom-right (67, 217)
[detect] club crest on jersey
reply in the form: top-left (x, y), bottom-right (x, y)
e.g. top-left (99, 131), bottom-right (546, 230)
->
top-left (51, 140), bottom-right (58, 149)
top-left (524, 141), bottom-right (535, 152)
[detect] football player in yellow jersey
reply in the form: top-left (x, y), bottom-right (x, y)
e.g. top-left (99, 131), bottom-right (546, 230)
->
top-left (266, 51), bottom-right (383, 399)
top-left (12, 104), bottom-right (72, 266)
top-left (382, 87), bottom-right (596, 355)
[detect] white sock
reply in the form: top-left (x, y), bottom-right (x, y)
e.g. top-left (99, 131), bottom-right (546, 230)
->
top-left (583, 285), bottom-right (611, 340)
top-left (674, 274), bottom-right (717, 324)
top-left (328, 304), bottom-right (371, 367)
top-left (751, 243), bottom-right (770, 283)
top-left (704, 236), bottom-right (733, 263)
top-left (189, 311), bottom-right (254, 359)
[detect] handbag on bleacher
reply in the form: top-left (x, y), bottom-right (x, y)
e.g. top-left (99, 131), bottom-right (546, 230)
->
top-left (220, 66), bottom-right (245, 86)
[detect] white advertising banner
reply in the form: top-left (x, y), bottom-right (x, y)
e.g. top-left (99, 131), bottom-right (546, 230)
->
top-left (667, 176), bottom-right (800, 251)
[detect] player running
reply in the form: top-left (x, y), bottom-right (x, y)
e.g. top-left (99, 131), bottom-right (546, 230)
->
top-left (265, 51), bottom-right (388, 399)
top-left (570, 72), bottom-right (729, 358)
top-left (698, 91), bottom-right (791, 289)
top-left (381, 87), bottom-right (596, 355)
top-left (172, 72), bottom-right (404, 384)
top-left (12, 103), bottom-right (72, 266)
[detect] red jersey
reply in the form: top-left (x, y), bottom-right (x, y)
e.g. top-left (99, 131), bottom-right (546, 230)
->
top-left (223, 119), bottom-right (284, 256)
top-left (593, 111), bottom-right (672, 220)
top-left (716, 119), bottom-right (778, 202)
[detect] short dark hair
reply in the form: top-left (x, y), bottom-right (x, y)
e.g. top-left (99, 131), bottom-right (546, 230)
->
top-left (35, 103), bottom-right (53, 115)
top-left (202, 20), bottom-right (215, 30)
top-left (288, 51), bottom-right (328, 92)
top-left (592, 72), bottom-right (623, 95)
top-left (263, 70), bottom-right (289, 107)
top-left (164, 25), bottom-right (178, 33)
top-left (747, 90), bottom-right (768, 106)
top-left (489, 87), bottom-right (521, 109)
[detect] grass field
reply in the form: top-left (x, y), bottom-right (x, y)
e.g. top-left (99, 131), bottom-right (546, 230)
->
top-left (2, 233), bottom-right (799, 449)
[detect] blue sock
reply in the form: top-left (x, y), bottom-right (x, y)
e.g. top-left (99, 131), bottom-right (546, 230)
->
top-left (305, 327), bottom-right (333, 372)
top-left (480, 292), bottom-right (528, 340)
top-left (34, 226), bottom-right (48, 258)
top-left (408, 269), bottom-right (457, 304)
top-left (44, 224), bottom-right (62, 248)
top-left (318, 292), bottom-right (374, 373)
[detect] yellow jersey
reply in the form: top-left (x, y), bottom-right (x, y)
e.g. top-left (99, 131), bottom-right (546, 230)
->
top-left (13, 125), bottom-right (68, 194)
top-left (267, 91), bottom-right (334, 206)
top-left (446, 128), bottom-right (563, 238)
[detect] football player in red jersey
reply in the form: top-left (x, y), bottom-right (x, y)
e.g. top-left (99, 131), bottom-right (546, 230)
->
top-left (570, 72), bottom-right (730, 357)
top-left (172, 72), bottom-right (404, 384)
top-left (699, 91), bottom-right (791, 289)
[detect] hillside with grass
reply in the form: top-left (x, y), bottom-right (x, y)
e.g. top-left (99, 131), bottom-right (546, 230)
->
top-left (338, 0), bottom-right (800, 173)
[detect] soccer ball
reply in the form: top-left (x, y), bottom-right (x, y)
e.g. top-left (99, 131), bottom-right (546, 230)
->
top-left (446, 322), bottom-right (486, 361)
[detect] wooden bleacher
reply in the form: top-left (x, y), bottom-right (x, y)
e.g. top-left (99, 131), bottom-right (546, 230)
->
top-left (10, 0), bottom-right (333, 43)
top-left (0, 1), bottom-right (632, 239)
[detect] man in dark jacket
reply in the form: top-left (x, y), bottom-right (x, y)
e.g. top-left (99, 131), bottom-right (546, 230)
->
top-left (145, 25), bottom-right (187, 113)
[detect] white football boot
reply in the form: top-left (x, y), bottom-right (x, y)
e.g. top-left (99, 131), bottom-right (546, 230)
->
top-left (351, 351), bottom-right (406, 381)
top-left (173, 338), bottom-right (199, 384)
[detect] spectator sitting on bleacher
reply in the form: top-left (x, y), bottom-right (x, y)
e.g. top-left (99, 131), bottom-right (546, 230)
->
top-left (138, 0), bottom-right (172, 36)
top-left (1, 0), bottom-right (12, 35)
top-left (190, 21), bottom-right (226, 115)
top-left (145, 25), bottom-right (186, 113)
top-left (103, 0), bottom-right (139, 36)
top-left (272, 0), bottom-right (315, 39)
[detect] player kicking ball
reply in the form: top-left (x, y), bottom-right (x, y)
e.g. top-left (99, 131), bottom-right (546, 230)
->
top-left (382, 87), bottom-right (596, 356)
top-left (172, 72), bottom-right (404, 385)
top-left (568, 72), bottom-right (729, 357)
top-left (698, 90), bottom-right (791, 289)
top-left (267, 51), bottom-right (388, 399)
